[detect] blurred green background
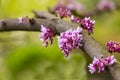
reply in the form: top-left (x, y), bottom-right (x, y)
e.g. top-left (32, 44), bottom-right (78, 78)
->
top-left (0, 0), bottom-right (120, 80)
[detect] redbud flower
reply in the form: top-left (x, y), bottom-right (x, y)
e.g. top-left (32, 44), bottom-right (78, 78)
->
top-left (116, 46), bottom-right (120, 53)
top-left (57, 27), bottom-right (82, 57)
top-left (88, 63), bottom-right (96, 74)
top-left (88, 55), bottom-right (116, 74)
top-left (39, 25), bottom-right (54, 47)
top-left (55, 5), bottom-right (71, 18)
top-left (104, 55), bottom-right (116, 65)
top-left (57, 0), bottom-right (85, 14)
top-left (97, 0), bottom-right (115, 11)
top-left (81, 17), bottom-right (95, 33)
top-left (88, 57), bottom-right (105, 74)
top-left (71, 15), bottom-right (81, 23)
top-left (18, 17), bottom-right (23, 23)
top-left (18, 16), bottom-right (29, 23)
top-left (106, 40), bottom-right (120, 53)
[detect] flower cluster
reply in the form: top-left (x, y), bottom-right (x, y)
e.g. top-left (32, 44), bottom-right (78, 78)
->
top-left (57, 27), bottom-right (83, 57)
top-left (81, 17), bottom-right (95, 33)
top-left (88, 57), bottom-right (105, 74)
top-left (71, 15), bottom-right (81, 23)
top-left (39, 25), bottom-right (54, 47)
top-left (104, 55), bottom-right (116, 65)
top-left (97, 0), bottom-right (115, 11)
top-left (55, 5), bottom-right (71, 18)
top-left (71, 16), bottom-right (95, 33)
top-left (106, 40), bottom-right (120, 53)
top-left (18, 16), bottom-right (29, 23)
top-left (56, 0), bottom-right (85, 15)
top-left (54, 4), bottom-right (95, 34)
top-left (88, 55), bottom-right (116, 74)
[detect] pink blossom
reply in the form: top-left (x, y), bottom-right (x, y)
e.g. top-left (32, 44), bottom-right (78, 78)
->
top-left (88, 55), bottom-right (116, 74)
top-left (97, 0), bottom-right (115, 11)
top-left (81, 17), bottom-right (95, 33)
top-left (71, 15), bottom-right (81, 23)
top-left (55, 5), bottom-right (71, 18)
top-left (106, 40), bottom-right (120, 53)
top-left (39, 25), bottom-right (54, 47)
top-left (18, 16), bottom-right (29, 23)
top-left (88, 63), bottom-right (96, 74)
top-left (18, 17), bottom-right (23, 23)
top-left (104, 55), bottom-right (116, 65)
top-left (88, 57), bottom-right (105, 74)
top-left (57, 0), bottom-right (85, 13)
top-left (57, 27), bottom-right (82, 57)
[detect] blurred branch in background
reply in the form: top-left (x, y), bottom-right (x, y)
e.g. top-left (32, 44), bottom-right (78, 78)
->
top-left (49, 0), bottom-right (120, 18)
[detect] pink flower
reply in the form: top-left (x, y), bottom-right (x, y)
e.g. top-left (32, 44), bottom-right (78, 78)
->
top-left (39, 25), bottom-right (54, 47)
top-left (71, 15), bottom-right (81, 23)
top-left (88, 55), bottom-right (116, 74)
top-left (57, 0), bottom-right (85, 13)
top-left (97, 0), bottom-right (115, 11)
top-left (88, 63), bottom-right (96, 74)
top-left (88, 57), bottom-right (105, 74)
top-left (55, 5), bottom-right (71, 18)
top-left (81, 17), bottom-right (95, 33)
top-left (18, 17), bottom-right (23, 23)
top-left (57, 27), bottom-right (82, 57)
top-left (18, 16), bottom-right (29, 23)
top-left (104, 55), bottom-right (116, 65)
top-left (106, 40), bottom-right (120, 53)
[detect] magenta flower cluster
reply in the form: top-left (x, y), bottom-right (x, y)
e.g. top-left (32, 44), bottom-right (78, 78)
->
top-left (71, 16), bottom-right (95, 33)
top-left (97, 0), bottom-right (115, 11)
top-left (88, 57), bottom-right (105, 74)
top-left (81, 17), bottom-right (95, 33)
top-left (106, 40), bottom-right (120, 53)
top-left (56, 0), bottom-right (85, 13)
top-left (71, 15), bottom-right (81, 23)
top-left (104, 55), bottom-right (116, 65)
top-left (88, 55), bottom-right (116, 74)
top-left (18, 16), bottom-right (29, 23)
top-left (55, 5), bottom-right (95, 34)
top-left (39, 25), bottom-right (54, 47)
top-left (57, 27), bottom-right (83, 57)
top-left (55, 5), bottom-right (71, 18)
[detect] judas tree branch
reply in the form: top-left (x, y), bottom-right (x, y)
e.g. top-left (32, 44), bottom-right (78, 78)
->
top-left (0, 16), bottom-right (120, 80)
top-left (33, 11), bottom-right (56, 19)
top-left (48, 1), bottom-right (120, 18)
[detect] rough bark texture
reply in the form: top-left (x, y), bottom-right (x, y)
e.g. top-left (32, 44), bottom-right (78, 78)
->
top-left (0, 12), bottom-right (120, 80)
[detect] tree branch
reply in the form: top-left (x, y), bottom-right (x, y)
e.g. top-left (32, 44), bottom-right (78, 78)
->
top-left (0, 14), bottom-right (120, 80)
top-left (33, 11), bottom-right (56, 19)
